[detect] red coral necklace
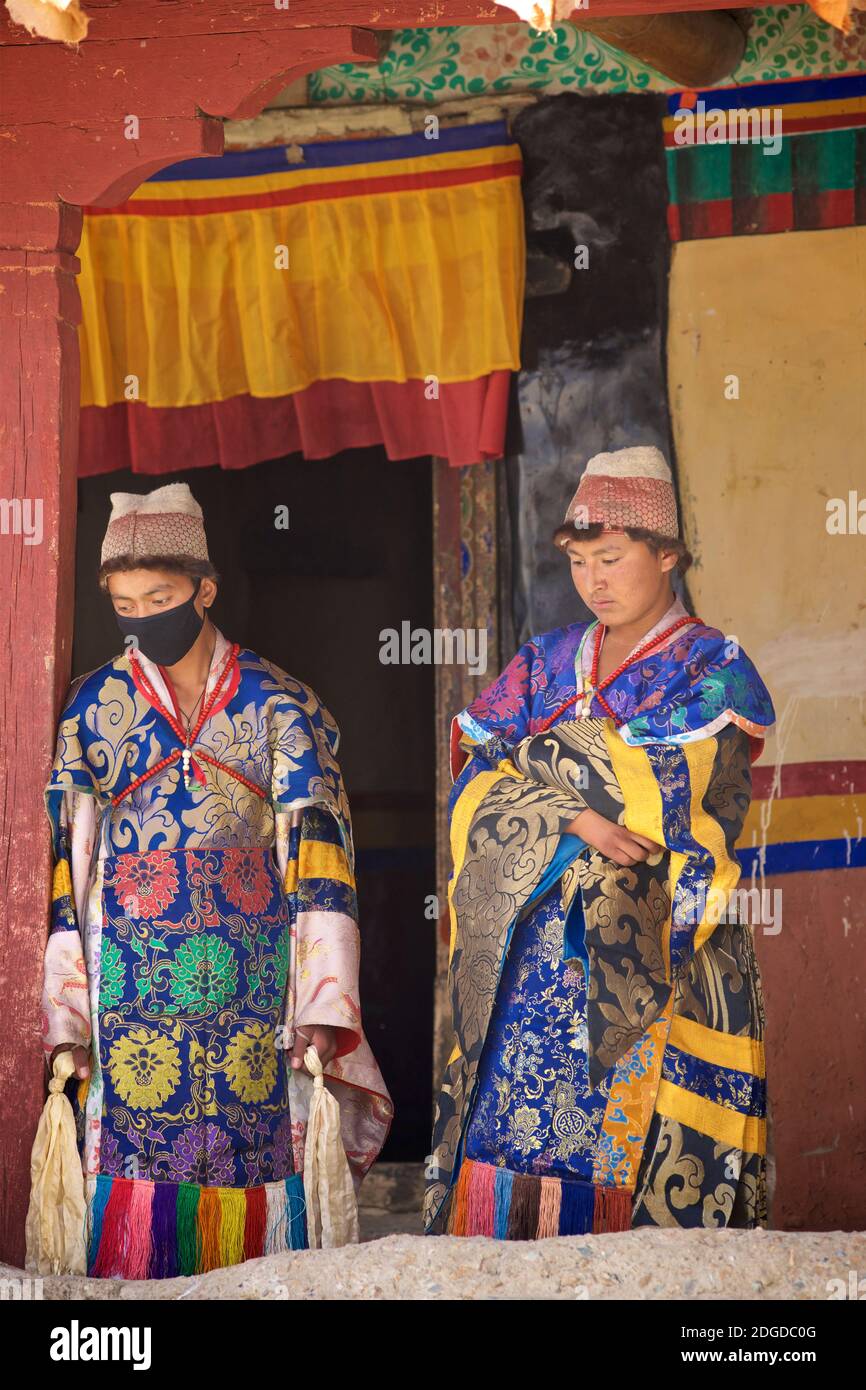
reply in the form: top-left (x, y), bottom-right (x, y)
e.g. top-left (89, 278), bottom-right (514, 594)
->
top-left (537, 613), bottom-right (700, 733)
top-left (114, 641), bottom-right (259, 803)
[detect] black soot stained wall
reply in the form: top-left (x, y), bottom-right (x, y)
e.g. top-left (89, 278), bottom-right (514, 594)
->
top-left (505, 91), bottom-right (687, 642)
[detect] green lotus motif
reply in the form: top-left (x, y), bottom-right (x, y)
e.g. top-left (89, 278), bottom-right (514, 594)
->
top-left (168, 935), bottom-right (238, 1015)
top-left (99, 938), bottom-right (126, 1011)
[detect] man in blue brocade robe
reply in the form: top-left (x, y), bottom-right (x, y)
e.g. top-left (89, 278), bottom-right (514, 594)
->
top-left (41, 483), bottom-right (391, 1277)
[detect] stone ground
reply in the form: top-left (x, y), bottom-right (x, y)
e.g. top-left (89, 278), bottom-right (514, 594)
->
top-left (6, 1165), bottom-right (863, 1300)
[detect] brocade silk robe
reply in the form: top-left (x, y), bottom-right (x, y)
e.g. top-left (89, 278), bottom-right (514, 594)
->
top-left (41, 625), bottom-right (392, 1277)
top-left (425, 597), bottom-right (776, 1238)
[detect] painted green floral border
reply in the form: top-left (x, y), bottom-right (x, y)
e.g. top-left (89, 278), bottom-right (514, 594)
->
top-left (310, 7), bottom-right (866, 105)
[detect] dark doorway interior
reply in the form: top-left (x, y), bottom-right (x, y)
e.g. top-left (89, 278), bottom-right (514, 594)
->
top-left (73, 447), bottom-right (436, 1160)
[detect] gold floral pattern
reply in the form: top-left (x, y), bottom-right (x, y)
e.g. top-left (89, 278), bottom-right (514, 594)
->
top-left (225, 1021), bottom-right (278, 1103)
top-left (107, 1027), bottom-right (182, 1109)
top-left (43, 628), bottom-right (392, 1204)
top-left (427, 716), bottom-right (767, 1233)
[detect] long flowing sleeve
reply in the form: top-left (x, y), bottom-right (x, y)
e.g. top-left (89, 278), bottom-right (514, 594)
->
top-left (269, 682), bottom-right (393, 1184)
top-left (449, 637), bottom-right (539, 781)
top-left (41, 675), bottom-right (105, 1065)
top-left (604, 718), bottom-right (754, 984)
top-left (41, 790), bottom-right (95, 1062)
top-left (277, 804), bottom-right (362, 1057)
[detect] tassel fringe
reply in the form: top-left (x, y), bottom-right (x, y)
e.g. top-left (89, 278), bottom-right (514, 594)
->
top-left (506, 1172), bottom-right (540, 1240)
top-left (465, 1155), bottom-right (496, 1236)
top-left (446, 1157), bottom-right (633, 1239)
top-left (594, 1183), bottom-right (634, 1232)
top-left (86, 1171), bottom-right (308, 1279)
top-left (493, 1167), bottom-right (513, 1239)
top-left (536, 1175), bottom-right (562, 1238)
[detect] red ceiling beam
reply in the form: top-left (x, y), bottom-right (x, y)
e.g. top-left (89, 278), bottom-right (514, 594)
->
top-left (0, 25), bottom-right (382, 205)
top-left (0, 1), bottom-right (762, 50)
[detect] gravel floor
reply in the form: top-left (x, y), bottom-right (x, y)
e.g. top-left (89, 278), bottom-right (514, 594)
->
top-left (4, 1226), bottom-right (863, 1301)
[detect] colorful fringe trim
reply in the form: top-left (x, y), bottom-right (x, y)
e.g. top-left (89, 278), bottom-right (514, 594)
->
top-left (446, 1158), bottom-right (633, 1239)
top-left (86, 1172), bottom-right (308, 1279)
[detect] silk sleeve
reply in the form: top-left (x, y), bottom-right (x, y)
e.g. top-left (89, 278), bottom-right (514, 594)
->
top-left (449, 636), bottom-right (544, 781)
top-left (41, 790), bottom-right (94, 1060)
top-left (277, 804), bottom-right (362, 1059)
top-left (605, 719), bottom-right (753, 983)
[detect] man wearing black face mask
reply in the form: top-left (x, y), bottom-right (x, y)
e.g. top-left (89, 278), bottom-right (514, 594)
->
top-left (39, 483), bottom-right (391, 1277)
top-left (114, 569), bottom-right (207, 664)
top-left (110, 564), bottom-right (220, 750)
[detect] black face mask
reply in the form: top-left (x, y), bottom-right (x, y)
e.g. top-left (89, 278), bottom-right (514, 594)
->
top-left (116, 578), bottom-right (205, 667)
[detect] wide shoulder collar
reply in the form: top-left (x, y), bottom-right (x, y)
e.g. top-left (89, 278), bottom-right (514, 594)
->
top-left (239, 648), bottom-right (341, 763)
top-left (620, 621), bottom-right (776, 759)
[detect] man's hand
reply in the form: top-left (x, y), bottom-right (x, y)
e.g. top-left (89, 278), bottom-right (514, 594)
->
top-left (290, 1024), bottom-right (338, 1076)
top-left (565, 807), bottom-right (665, 867)
top-left (49, 1042), bottom-right (90, 1080)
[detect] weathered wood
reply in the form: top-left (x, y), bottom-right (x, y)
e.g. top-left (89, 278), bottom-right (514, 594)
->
top-left (0, 199), bottom-right (83, 1271)
top-left (572, 11), bottom-right (748, 87)
top-left (0, 28), bottom-right (382, 204)
top-left (0, 1), bottom-right (760, 49)
top-left (225, 91), bottom-right (537, 148)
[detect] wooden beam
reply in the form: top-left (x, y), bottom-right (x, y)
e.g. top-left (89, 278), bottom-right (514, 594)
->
top-left (571, 11), bottom-right (748, 87)
top-left (0, 198), bottom-right (83, 1272)
top-left (1, 2), bottom-right (762, 50)
top-left (0, 27), bottom-right (382, 205)
top-left (225, 92), bottom-right (537, 147)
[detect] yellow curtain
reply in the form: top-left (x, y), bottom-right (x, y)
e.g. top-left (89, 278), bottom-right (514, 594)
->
top-left (79, 128), bottom-right (525, 409)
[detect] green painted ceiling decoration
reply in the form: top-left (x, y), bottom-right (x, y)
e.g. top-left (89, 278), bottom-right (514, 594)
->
top-left (309, 7), bottom-right (866, 104)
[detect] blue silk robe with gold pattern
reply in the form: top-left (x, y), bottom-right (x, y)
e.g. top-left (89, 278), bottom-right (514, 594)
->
top-left (425, 597), bottom-right (775, 1238)
top-left (41, 626), bottom-right (392, 1278)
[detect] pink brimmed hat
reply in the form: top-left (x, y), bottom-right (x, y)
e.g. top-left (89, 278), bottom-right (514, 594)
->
top-left (562, 446), bottom-right (679, 539)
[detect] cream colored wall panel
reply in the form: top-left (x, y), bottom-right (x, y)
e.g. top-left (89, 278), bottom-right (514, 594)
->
top-left (667, 226), bottom-right (866, 767)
